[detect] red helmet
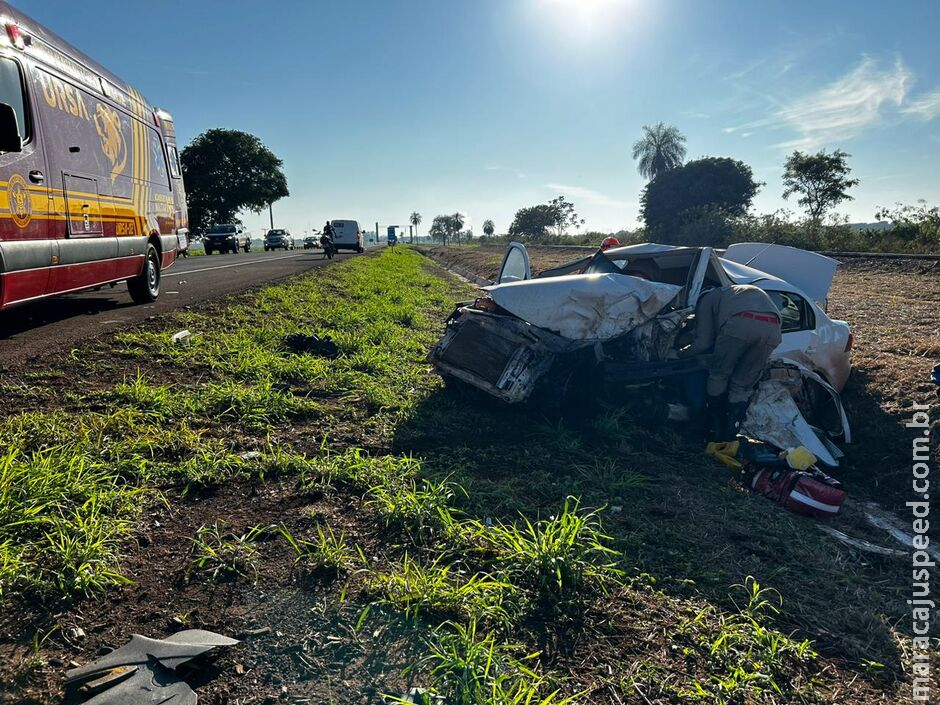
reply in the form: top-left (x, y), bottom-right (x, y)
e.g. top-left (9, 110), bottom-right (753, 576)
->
top-left (600, 236), bottom-right (621, 251)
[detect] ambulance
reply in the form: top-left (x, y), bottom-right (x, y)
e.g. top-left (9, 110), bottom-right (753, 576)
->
top-left (0, 2), bottom-right (188, 310)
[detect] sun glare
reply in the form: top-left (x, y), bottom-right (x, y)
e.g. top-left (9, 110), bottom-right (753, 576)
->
top-left (534, 0), bottom-right (641, 43)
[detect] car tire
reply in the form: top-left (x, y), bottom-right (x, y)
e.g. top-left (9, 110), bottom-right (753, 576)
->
top-left (205, 246), bottom-right (213, 255)
top-left (128, 244), bottom-right (161, 304)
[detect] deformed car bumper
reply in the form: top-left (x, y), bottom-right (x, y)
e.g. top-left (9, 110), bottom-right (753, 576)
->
top-left (428, 307), bottom-right (591, 404)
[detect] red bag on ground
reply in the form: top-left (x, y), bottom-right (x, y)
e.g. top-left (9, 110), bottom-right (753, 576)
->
top-left (748, 467), bottom-right (847, 519)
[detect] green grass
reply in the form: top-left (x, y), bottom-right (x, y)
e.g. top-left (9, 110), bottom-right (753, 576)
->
top-left (367, 553), bottom-right (514, 626)
top-left (188, 522), bottom-right (270, 582)
top-left (477, 497), bottom-right (623, 623)
top-left (0, 248), bottom-right (909, 704)
top-left (0, 250), bottom-right (466, 601)
top-left (279, 523), bottom-right (354, 582)
top-left (676, 578), bottom-right (819, 703)
top-left (367, 477), bottom-right (463, 543)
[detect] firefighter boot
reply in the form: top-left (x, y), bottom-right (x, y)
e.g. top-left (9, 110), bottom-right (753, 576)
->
top-left (726, 401), bottom-right (750, 441)
top-left (704, 394), bottom-right (728, 443)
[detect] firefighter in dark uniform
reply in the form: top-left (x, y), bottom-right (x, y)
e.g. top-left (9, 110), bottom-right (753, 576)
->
top-left (679, 284), bottom-right (782, 441)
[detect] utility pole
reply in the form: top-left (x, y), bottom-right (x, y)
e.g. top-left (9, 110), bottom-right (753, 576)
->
top-left (375, 221), bottom-right (379, 244)
top-left (268, 202), bottom-right (274, 230)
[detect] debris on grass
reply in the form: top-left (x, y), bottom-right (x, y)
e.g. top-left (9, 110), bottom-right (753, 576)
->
top-left (65, 629), bottom-right (238, 704)
top-left (281, 332), bottom-right (340, 359)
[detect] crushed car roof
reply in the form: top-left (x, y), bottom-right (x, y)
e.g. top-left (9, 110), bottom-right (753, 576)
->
top-left (483, 273), bottom-right (682, 341)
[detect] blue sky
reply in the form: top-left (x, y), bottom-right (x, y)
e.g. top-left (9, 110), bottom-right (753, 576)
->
top-left (18, 0), bottom-right (940, 237)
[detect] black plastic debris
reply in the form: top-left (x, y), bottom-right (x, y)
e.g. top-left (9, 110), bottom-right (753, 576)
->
top-left (281, 333), bottom-right (340, 359)
top-left (65, 629), bottom-right (238, 704)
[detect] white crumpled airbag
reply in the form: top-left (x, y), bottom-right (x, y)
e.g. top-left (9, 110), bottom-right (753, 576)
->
top-left (741, 380), bottom-right (840, 466)
top-left (485, 273), bottom-right (681, 341)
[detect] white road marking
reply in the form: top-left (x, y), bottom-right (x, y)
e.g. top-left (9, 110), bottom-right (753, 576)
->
top-left (164, 253), bottom-right (309, 277)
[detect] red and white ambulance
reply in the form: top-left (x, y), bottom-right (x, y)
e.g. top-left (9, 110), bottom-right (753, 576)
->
top-left (0, 2), bottom-right (188, 310)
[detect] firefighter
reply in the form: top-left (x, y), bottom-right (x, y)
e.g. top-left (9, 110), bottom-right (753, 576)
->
top-left (679, 284), bottom-right (782, 441)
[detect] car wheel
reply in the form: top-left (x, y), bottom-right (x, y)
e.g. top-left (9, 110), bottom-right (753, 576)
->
top-left (205, 246), bottom-right (213, 255)
top-left (128, 244), bottom-right (161, 304)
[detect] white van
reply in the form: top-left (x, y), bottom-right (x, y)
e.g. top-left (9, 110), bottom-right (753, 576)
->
top-left (331, 220), bottom-right (364, 253)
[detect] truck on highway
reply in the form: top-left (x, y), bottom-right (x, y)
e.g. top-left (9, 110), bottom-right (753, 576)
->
top-left (331, 220), bottom-right (364, 253)
top-left (0, 2), bottom-right (188, 310)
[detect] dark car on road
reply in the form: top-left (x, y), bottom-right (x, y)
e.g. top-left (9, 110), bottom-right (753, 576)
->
top-left (205, 224), bottom-right (251, 254)
top-left (303, 235), bottom-right (318, 249)
top-left (264, 229), bottom-right (295, 251)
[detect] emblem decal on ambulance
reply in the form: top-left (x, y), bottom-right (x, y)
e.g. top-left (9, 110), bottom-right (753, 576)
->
top-left (8, 174), bottom-right (32, 228)
top-left (93, 102), bottom-right (127, 183)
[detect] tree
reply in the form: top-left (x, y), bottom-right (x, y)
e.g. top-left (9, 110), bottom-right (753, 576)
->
top-left (508, 204), bottom-right (557, 242)
top-left (641, 157), bottom-right (761, 245)
top-left (482, 219), bottom-right (495, 237)
top-left (508, 197), bottom-right (585, 243)
top-left (410, 211), bottom-right (422, 242)
top-left (632, 122), bottom-right (687, 181)
top-left (181, 128), bottom-right (289, 236)
top-left (429, 215), bottom-right (451, 245)
top-left (547, 196), bottom-right (585, 237)
top-left (782, 149), bottom-right (859, 222)
top-left (451, 212), bottom-right (465, 245)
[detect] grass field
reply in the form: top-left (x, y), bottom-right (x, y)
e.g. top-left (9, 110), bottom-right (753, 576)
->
top-left (0, 248), bottom-right (934, 704)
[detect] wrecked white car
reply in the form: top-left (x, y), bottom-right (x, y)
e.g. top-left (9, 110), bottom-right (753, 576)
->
top-left (428, 242), bottom-right (853, 464)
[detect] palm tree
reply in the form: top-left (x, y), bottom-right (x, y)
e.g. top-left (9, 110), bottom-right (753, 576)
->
top-left (451, 212), bottom-right (465, 245)
top-left (482, 219), bottom-right (495, 238)
top-left (409, 211), bottom-right (421, 243)
top-left (632, 122), bottom-right (687, 180)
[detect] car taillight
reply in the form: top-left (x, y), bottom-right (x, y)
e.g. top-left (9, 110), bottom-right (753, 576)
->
top-left (844, 332), bottom-right (854, 353)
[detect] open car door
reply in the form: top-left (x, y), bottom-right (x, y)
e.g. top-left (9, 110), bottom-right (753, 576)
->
top-left (685, 247), bottom-right (731, 308)
top-left (497, 242), bottom-right (531, 284)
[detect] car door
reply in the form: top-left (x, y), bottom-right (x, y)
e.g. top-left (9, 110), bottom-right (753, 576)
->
top-left (684, 248), bottom-right (731, 308)
top-left (496, 242), bottom-right (531, 284)
top-left (0, 54), bottom-right (54, 307)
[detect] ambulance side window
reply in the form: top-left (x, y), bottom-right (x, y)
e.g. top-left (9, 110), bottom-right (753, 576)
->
top-left (148, 127), bottom-right (169, 186)
top-left (0, 57), bottom-right (29, 142)
top-left (167, 145), bottom-right (181, 179)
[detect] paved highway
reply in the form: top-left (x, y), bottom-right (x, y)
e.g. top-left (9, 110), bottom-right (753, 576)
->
top-left (0, 249), bottom-right (357, 371)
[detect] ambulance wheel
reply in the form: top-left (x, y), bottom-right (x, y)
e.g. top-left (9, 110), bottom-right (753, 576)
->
top-left (129, 245), bottom-right (161, 304)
